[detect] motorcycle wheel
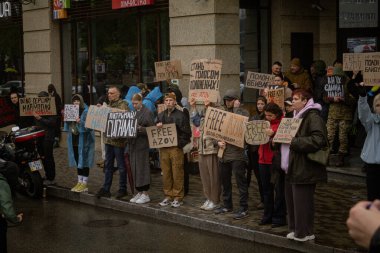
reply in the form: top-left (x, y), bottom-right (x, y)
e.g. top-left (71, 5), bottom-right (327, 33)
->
top-left (22, 171), bottom-right (43, 198)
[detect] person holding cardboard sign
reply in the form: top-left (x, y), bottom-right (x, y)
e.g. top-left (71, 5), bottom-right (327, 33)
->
top-left (280, 89), bottom-right (327, 242)
top-left (156, 92), bottom-right (191, 208)
top-left (214, 89), bottom-right (250, 220)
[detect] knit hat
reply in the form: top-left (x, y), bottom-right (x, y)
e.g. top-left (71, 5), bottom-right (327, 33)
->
top-left (223, 89), bottom-right (239, 101)
top-left (164, 92), bottom-right (177, 101)
top-left (290, 58), bottom-right (301, 67)
top-left (314, 60), bottom-right (327, 76)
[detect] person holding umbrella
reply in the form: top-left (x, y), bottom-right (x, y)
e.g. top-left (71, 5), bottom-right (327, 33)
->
top-left (128, 93), bottom-right (155, 204)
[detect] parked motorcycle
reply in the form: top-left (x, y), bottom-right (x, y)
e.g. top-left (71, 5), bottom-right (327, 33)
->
top-left (0, 126), bottom-right (45, 198)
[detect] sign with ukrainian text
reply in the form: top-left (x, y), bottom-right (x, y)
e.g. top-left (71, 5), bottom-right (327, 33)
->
top-left (105, 111), bottom-right (137, 138)
top-left (19, 96), bottom-right (56, 116)
top-left (323, 75), bottom-right (345, 100)
top-left (244, 120), bottom-right (270, 145)
top-left (85, 105), bottom-right (124, 132)
top-left (343, 53), bottom-right (365, 71)
top-left (112, 0), bottom-right (154, 9)
top-left (363, 52), bottom-right (380, 86)
top-left (273, 118), bottom-right (303, 144)
top-left (265, 88), bottom-right (284, 110)
top-left (189, 59), bottom-right (222, 103)
top-left (154, 60), bottom-right (182, 81)
top-left (203, 107), bottom-right (248, 148)
top-left (146, 124), bottom-right (178, 148)
top-left (245, 72), bottom-right (275, 89)
top-left (64, 104), bottom-right (79, 122)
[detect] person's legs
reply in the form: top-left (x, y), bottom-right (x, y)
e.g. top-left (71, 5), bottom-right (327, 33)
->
top-left (219, 161), bottom-right (233, 209)
top-left (103, 144), bottom-right (115, 192)
top-left (171, 147), bottom-right (185, 201)
top-left (259, 164), bottom-right (274, 223)
top-left (160, 148), bottom-right (173, 200)
top-left (232, 160), bottom-right (248, 211)
top-left (285, 181), bottom-right (295, 233)
top-left (326, 118), bottom-right (337, 149)
top-left (0, 217), bottom-right (7, 253)
top-left (208, 154), bottom-right (221, 205)
top-left (366, 164), bottom-right (380, 201)
top-left (272, 170), bottom-right (287, 225)
top-left (293, 184), bottom-right (316, 238)
top-left (114, 146), bottom-right (127, 193)
top-left (43, 140), bottom-right (55, 181)
top-left (198, 154), bottom-right (212, 201)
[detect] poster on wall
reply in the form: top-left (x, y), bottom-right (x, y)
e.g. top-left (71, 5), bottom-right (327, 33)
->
top-left (53, 0), bottom-right (70, 20)
top-left (347, 37), bottom-right (377, 53)
top-left (339, 0), bottom-right (378, 28)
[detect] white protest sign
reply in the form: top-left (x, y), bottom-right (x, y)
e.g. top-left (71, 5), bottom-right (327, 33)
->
top-left (203, 107), bottom-right (248, 148)
top-left (146, 123), bottom-right (178, 148)
top-left (245, 72), bottom-right (275, 89)
top-left (64, 104), bottom-right (79, 122)
top-left (245, 120), bottom-right (270, 145)
top-left (189, 59), bottom-right (222, 103)
top-left (273, 118), bottom-right (303, 144)
top-left (105, 111), bottom-right (137, 138)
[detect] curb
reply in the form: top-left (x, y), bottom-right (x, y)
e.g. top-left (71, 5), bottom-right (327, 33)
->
top-left (47, 186), bottom-right (357, 253)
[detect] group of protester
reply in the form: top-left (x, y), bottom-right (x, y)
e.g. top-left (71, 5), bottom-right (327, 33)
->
top-left (2, 56), bottom-right (380, 252)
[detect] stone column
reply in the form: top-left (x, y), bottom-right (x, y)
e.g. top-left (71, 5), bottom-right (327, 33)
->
top-left (22, 0), bottom-right (61, 95)
top-left (169, 0), bottom-right (240, 99)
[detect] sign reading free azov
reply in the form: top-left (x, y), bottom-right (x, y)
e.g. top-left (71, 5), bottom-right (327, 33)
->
top-left (105, 111), bottom-right (137, 138)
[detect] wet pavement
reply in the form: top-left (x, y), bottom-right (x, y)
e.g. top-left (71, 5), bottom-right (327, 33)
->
top-left (9, 136), bottom-right (369, 252)
top-left (9, 196), bottom-right (260, 253)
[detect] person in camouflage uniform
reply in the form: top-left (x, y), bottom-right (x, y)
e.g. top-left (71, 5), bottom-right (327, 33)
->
top-left (324, 64), bottom-right (356, 166)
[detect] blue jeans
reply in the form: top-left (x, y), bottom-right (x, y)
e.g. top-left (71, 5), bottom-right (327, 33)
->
top-left (103, 144), bottom-right (126, 192)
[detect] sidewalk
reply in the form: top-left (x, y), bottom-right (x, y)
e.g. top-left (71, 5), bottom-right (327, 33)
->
top-left (49, 140), bottom-right (367, 253)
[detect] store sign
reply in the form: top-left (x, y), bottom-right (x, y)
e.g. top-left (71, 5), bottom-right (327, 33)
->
top-left (0, 1), bottom-right (11, 18)
top-left (112, 0), bottom-right (155, 9)
top-left (53, 0), bottom-right (70, 20)
top-left (339, 0), bottom-right (378, 28)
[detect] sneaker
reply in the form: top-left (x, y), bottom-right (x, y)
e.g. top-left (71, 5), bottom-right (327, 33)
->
top-left (96, 188), bottom-right (111, 198)
top-left (200, 200), bottom-right (210, 210)
top-left (204, 201), bottom-right (217, 211)
top-left (233, 209), bottom-right (249, 220)
top-left (136, 193), bottom-right (150, 204)
top-left (293, 235), bottom-right (315, 242)
top-left (44, 180), bottom-right (56, 186)
top-left (214, 206), bottom-right (233, 215)
top-left (159, 198), bottom-right (171, 206)
top-left (116, 189), bottom-right (127, 199)
top-left (130, 192), bottom-right (142, 203)
top-left (286, 232), bottom-right (295, 240)
top-left (71, 182), bottom-right (81, 192)
top-left (76, 183), bottom-right (88, 193)
top-left (171, 200), bottom-right (183, 208)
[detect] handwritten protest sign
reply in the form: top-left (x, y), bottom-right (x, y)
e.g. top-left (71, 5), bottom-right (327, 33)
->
top-left (324, 75), bottom-right (345, 100)
top-left (146, 123), bottom-right (178, 148)
top-left (245, 72), bottom-right (275, 89)
top-left (189, 59), bottom-right (222, 103)
top-left (19, 96), bottom-right (56, 116)
top-left (363, 52), bottom-right (380, 86)
top-left (203, 107), bottom-right (248, 148)
top-left (273, 118), bottom-right (303, 144)
top-left (105, 111), bottom-right (137, 138)
top-left (244, 120), bottom-right (270, 145)
top-left (343, 53), bottom-right (365, 71)
top-left (64, 104), bottom-right (79, 122)
top-left (154, 60), bottom-right (182, 81)
top-left (266, 88), bottom-right (284, 109)
top-left (85, 105), bottom-right (124, 132)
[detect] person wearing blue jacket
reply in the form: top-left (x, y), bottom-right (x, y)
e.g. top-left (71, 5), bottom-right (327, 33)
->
top-left (64, 94), bottom-right (95, 193)
top-left (357, 83), bottom-right (380, 201)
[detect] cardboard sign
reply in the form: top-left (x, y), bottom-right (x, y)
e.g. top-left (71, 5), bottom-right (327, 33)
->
top-left (189, 59), bottom-right (222, 103)
top-left (363, 52), bottom-right (380, 86)
top-left (324, 75), bottom-right (345, 99)
top-left (105, 111), bottom-right (137, 138)
top-left (64, 104), bottom-right (79, 122)
top-left (343, 53), bottom-right (365, 71)
top-left (245, 72), bottom-right (275, 89)
top-left (203, 107), bottom-right (248, 148)
top-left (85, 105), bottom-right (124, 132)
top-left (273, 118), bottom-right (303, 144)
top-left (266, 88), bottom-right (284, 109)
top-left (154, 59), bottom-right (182, 81)
top-left (146, 123), bottom-right (178, 148)
top-left (19, 96), bottom-right (56, 116)
top-left (245, 120), bottom-right (270, 145)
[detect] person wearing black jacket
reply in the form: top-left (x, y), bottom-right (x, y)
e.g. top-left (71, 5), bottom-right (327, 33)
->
top-left (156, 92), bottom-right (191, 208)
top-left (34, 91), bottom-right (57, 185)
top-left (9, 92), bottom-right (34, 129)
top-left (48, 84), bottom-right (62, 147)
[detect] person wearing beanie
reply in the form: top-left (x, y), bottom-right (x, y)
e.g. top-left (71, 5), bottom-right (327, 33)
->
top-left (215, 89), bottom-right (250, 220)
top-left (156, 92), bottom-right (191, 208)
top-left (0, 160), bottom-right (23, 253)
top-left (63, 94), bottom-right (95, 193)
top-left (310, 60), bottom-right (328, 121)
top-left (284, 57), bottom-right (313, 92)
top-left (34, 91), bottom-right (58, 185)
top-left (324, 64), bottom-right (355, 167)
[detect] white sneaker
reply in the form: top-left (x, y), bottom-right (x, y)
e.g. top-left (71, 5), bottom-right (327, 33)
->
top-left (171, 200), bottom-right (183, 208)
top-left (136, 193), bottom-right (150, 204)
top-left (204, 201), bottom-right (217, 211)
top-left (159, 198), bottom-right (171, 206)
top-left (200, 200), bottom-right (210, 210)
top-left (293, 234), bottom-right (315, 242)
top-left (130, 192), bottom-right (142, 203)
top-left (286, 232), bottom-right (295, 240)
